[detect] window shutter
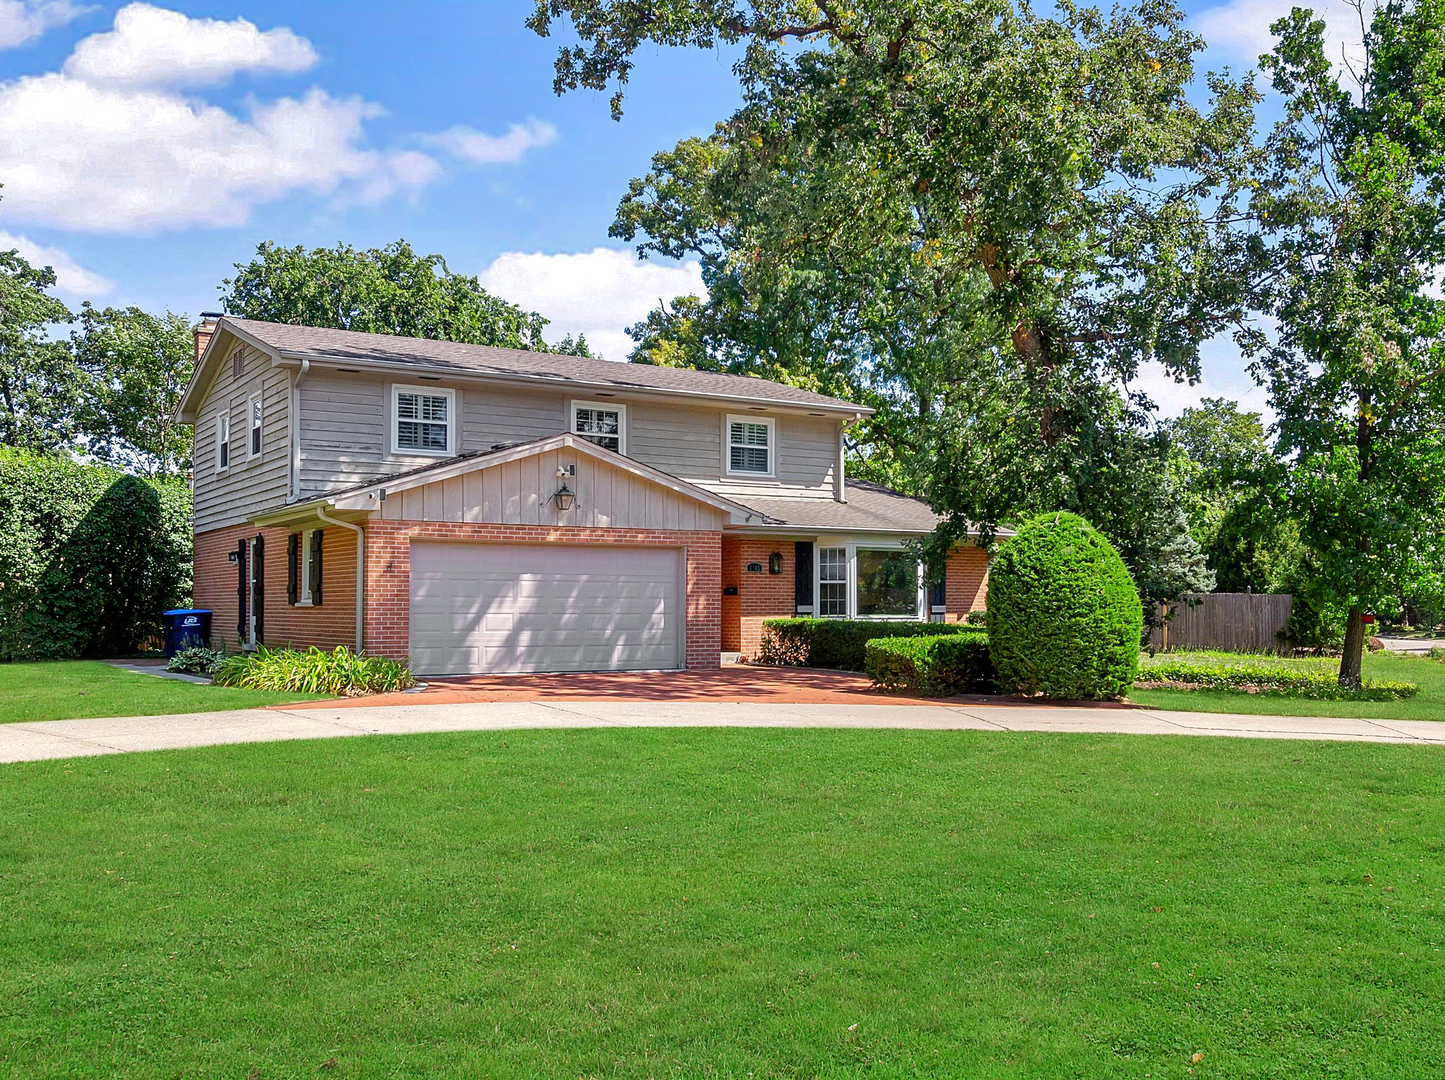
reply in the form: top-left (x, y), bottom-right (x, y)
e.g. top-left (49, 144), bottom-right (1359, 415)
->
top-left (310, 529), bottom-right (323, 606)
top-left (287, 533), bottom-right (299, 606)
top-left (252, 534), bottom-right (265, 645)
top-left (794, 541), bottom-right (814, 611)
top-left (236, 538), bottom-right (248, 641)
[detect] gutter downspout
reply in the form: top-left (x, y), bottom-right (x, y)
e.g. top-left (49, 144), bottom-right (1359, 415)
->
top-left (835, 415), bottom-right (859, 504)
top-left (315, 504), bottom-right (364, 654)
top-left (290, 357), bottom-right (310, 501)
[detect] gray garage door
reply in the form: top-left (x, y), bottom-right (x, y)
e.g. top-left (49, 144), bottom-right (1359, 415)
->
top-left (408, 542), bottom-right (683, 675)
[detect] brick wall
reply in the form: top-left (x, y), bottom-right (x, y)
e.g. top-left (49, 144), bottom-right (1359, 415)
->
top-left (945, 543), bottom-right (989, 621)
top-left (721, 538), bottom-right (795, 657)
top-left (193, 522), bottom-right (358, 652)
top-left (362, 521), bottom-right (723, 669)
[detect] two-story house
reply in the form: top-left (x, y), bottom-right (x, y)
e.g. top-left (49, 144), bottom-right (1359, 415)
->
top-left (176, 316), bottom-right (991, 675)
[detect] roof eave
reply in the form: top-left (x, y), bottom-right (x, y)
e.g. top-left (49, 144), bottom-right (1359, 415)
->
top-left (174, 319), bottom-right (285, 423)
top-left (270, 349), bottom-right (874, 418)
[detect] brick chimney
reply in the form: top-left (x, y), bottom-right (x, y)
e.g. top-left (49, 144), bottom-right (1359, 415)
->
top-left (194, 312), bottom-right (221, 362)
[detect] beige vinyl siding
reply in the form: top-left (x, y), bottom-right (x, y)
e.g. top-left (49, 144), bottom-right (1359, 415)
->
top-left (297, 373), bottom-right (572, 494)
top-left (193, 342), bottom-right (291, 531)
top-left (295, 371), bottom-right (840, 500)
top-left (378, 445), bottom-right (727, 531)
top-left (630, 403), bottom-right (836, 499)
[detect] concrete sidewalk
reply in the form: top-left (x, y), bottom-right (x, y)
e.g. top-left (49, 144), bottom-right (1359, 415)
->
top-left (3, 700), bottom-right (1444, 763)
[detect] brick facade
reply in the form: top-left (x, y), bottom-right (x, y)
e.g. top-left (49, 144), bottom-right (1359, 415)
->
top-left (193, 522), bottom-right (359, 653)
top-left (720, 537), bottom-right (795, 655)
top-left (719, 538), bottom-right (991, 657)
top-left (361, 521), bottom-right (723, 669)
top-left (944, 544), bottom-right (990, 622)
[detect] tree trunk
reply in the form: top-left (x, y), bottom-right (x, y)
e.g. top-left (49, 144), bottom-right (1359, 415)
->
top-left (1338, 606), bottom-right (1366, 689)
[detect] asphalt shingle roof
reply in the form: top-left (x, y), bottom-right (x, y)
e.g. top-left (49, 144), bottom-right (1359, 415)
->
top-left (735, 480), bottom-right (943, 532)
top-left (224, 317), bottom-right (869, 414)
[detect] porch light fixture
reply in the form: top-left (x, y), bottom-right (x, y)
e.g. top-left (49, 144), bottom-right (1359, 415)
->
top-left (553, 482), bottom-right (576, 512)
top-left (768, 551), bottom-right (784, 574)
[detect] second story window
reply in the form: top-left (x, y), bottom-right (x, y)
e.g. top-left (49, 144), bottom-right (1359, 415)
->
top-left (248, 394), bottom-right (262, 458)
top-left (216, 410), bottom-right (230, 470)
top-left (727, 416), bottom-right (774, 476)
top-left (393, 386), bottom-right (454, 455)
top-left (571, 400), bottom-right (625, 454)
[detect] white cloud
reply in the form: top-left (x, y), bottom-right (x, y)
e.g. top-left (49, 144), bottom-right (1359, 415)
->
top-left (0, 230), bottom-right (112, 296)
top-left (0, 74), bottom-right (435, 231)
top-left (422, 119), bottom-right (559, 165)
top-left (0, 5), bottom-right (450, 232)
top-left (1125, 333), bottom-right (1273, 425)
top-left (1194, 0), bottom-right (1367, 80)
top-left (0, 0), bottom-right (86, 50)
top-left (479, 247), bottom-right (704, 360)
top-left (64, 2), bottom-right (316, 88)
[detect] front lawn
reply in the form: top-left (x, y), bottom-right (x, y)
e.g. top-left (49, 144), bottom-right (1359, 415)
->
top-left (0, 661), bottom-right (325, 723)
top-left (2, 728), bottom-right (1443, 1077)
top-left (1133, 651), bottom-right (1445, 721)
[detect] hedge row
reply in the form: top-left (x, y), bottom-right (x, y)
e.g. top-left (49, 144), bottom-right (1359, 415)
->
top-left (864, 632), bottom-right (996, 695)
top-left (0, 449), bottom-right (192, 660)
top-left (1138, 660), bottom-right (1418, 701)
top-left (757, 618), bottom-right (982, 672)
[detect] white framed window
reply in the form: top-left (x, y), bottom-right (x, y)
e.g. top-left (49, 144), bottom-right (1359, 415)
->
top-left (392, 385), bottom-right (455, 456)
top-left (814, 541), bottom-right (926, 621)
top-left (726, 415), bottom-right (775, 476)
top-left (856, 547), bottom-right (923, 618)
top-left (818, 546), bottom-right (847, 617)
top-left (216, 410), bottom-right (231, 471)
top-left (571, 399), bottom-right (626, 454)
top-left (297, 529), bottom-right (315, 606)
top-left (248, 393), bottom-right (263, 459)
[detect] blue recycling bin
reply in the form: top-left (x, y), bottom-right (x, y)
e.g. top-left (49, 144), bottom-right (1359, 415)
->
top-left (161, 609), bottom-right (212, 657)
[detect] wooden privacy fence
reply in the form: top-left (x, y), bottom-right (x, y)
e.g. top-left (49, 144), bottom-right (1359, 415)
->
top-left (1150, 593), bottom-right (1293, 654)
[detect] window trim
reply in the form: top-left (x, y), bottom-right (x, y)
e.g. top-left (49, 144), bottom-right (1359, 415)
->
top-left (724, 414), bottom-right (776, 478)
top-left (295, 528), bottom-right (315, 607)
top-left (390, 383), bottom-right (456, 457)
top-left (247, 391), bottom-right (263, 461)
top-left (813, 538), bottom-right (927, 622)
top-left (569, 398), bottom-right (627, 455)
top-left (215, 409), bottom-right (231, 472)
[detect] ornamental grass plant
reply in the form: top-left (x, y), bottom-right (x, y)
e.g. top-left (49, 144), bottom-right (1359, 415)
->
top-left (211, 646), bottom-right (415, 697)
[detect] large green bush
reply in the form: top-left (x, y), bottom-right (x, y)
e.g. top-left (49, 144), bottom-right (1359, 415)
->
top-left (988, 512), bottom-right (1143, 699)
top-left (864, 631), bottom-right (996, 695)
top-left (757, 618), bottom-right (981, 672)
top-left (0, 449), bottom-right (192, 660)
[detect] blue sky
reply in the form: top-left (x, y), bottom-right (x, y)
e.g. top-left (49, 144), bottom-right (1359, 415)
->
top-left (0, 0), bottom-right (1364, 416)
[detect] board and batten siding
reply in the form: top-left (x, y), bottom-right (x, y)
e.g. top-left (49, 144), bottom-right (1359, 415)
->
top-left (193, 341), bottom-right (292, 532)
top-left (378, 447), bottom-right (728, 532)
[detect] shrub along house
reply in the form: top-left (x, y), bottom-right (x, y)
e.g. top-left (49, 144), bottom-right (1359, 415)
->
top-left (176, 317), bottom-right (991, 675)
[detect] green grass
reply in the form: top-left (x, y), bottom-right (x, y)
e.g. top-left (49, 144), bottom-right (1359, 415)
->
top-left (0, 661), bottom-right (325, 723)
top-left (1133, 651), bottom-right (1445, 720)
top-left (2, 728), bottom-right (1444, 1078)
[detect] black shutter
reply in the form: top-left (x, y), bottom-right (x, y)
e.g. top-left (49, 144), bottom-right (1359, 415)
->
top-left (236, 538), bottom-right (248, 641)
top-left (310, 529), bottom-right (323, 606)
top-left (794, 541), bottom-right (814, 613)
top-left (928, 572), bottom-right (946, 614)
top-left (252, 534), bottom-right (265, 645)
top-left (287, 533), bottom-right (299, 606)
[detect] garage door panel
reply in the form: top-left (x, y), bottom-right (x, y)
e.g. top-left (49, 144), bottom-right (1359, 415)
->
top-left (409, 542), bottom-right (682, 675)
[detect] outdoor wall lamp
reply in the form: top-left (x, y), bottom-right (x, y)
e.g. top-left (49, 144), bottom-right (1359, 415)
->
top-left (553, 482), bottom-right (576, 511)
top-left (768, 551), bottom-right (783, 575)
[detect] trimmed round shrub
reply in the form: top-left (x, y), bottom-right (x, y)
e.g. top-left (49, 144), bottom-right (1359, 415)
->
top-left (988, 512), bottom-right (1143, 700)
